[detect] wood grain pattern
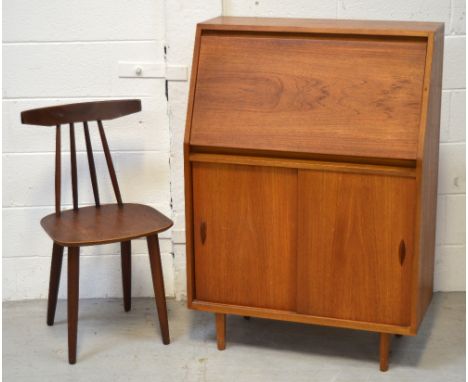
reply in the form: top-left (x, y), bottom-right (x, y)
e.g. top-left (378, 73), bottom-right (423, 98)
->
top-left (41, 203), bottom-right (173, 247)
top-left (191, 32), bottom-right (426, 160)
top-left (184, 17), bottom-right (444, 371)
top-left (412, 27), bottom-right (445, 332)
top-left (191, 145), bottom-right (418, 167)
top-left (201, 16), bottom-right (442, 37)
top-left (192, 162), bottom-right (297, 310)
top-left (190, 153), bottom-right (416, 178)
top-left (297, 170), bottom-right (415, 325)
top-left (21, 99), bottom-right (141, 126)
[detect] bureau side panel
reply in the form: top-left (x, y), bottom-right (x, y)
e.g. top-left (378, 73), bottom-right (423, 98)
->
top-left (192, 162), bottom-right (297, 311)
top-left (413, 27), bottom-right (444, 331)
top-left (184, 26), bottom-right (203, 304)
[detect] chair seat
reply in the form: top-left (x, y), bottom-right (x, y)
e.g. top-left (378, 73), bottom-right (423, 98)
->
top-left (41, 203), bottom-right (173, 246)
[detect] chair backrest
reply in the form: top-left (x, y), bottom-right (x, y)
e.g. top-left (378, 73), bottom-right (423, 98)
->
top-left (21, 99), bottom-right (142, 215)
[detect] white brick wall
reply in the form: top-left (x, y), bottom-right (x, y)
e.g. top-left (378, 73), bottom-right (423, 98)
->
top-left (3, 0), bottom-right (465, 301)
top-left (164, 0), bottom-right (222, 300)
top-left (2, 0), bottom-right (173, 300)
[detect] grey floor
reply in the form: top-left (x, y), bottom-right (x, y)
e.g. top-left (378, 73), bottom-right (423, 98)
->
top-left (3, 293), bottom-right (465, 382)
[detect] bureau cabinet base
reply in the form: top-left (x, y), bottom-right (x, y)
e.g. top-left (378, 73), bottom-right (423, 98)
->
top-left (191, 300), bottom-right (414, 335)
top-left (212, 312), bottom-right (397, 372)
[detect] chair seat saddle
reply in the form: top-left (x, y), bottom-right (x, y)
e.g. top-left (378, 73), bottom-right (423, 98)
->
top-left (41, 203), bottom-right (173, 247)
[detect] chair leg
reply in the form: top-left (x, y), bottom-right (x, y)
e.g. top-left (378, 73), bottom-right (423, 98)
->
top-left (67, 247), bottom-right (80, 364)
top-left (146, 235), bottom-right (170, 345)
top-left (47, 243), bottom-right (64, 326)
top-left (120, 241), bottom-right (131, 312)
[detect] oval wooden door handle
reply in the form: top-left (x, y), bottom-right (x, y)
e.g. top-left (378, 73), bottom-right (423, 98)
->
top-left (399, 240), bottom-right (406, 266)
top-left (200, 222), bottom-right (207, 244)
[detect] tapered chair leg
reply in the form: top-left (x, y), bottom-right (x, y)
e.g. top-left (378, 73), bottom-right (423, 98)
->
top-left (67, 247), bottom-right (80, 364)
top-left (147, 235), bottom-right (170, 345)
top-left (121, 241), bottom-right (131, 312)
top-left (47, 243), bottom-right (64, 326)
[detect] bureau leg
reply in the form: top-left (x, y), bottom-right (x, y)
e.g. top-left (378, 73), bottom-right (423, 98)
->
top-left (215, 313), bottom-right (226, 350)
top-left (379, 333), bottom-right (391, 372)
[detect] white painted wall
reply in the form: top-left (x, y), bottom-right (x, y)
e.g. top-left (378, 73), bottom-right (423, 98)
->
top-left (2, 0), bottom-right (465, 301)
top-left (2, 0), bottom-right (174, 300)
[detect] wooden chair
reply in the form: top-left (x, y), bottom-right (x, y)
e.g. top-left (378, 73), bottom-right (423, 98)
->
top-left (20, 99), bottom-right (173, 364)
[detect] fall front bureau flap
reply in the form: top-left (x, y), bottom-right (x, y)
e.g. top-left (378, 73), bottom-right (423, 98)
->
top-left (187, 18), bottom-right (442, 163)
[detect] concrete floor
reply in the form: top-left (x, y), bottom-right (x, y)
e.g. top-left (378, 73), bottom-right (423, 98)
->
top-left (3, 293), bottom-right (465, 382)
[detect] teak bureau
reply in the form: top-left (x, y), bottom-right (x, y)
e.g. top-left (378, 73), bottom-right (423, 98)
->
top-left (184, 16), bottom-right (444, 371)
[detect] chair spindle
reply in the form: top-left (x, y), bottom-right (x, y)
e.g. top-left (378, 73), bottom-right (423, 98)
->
top-left (97, 120), bottom-right (122, 206)
top-left (69, 123), bottom-right (78, 210)
top-left (83, 122), bottom-right (100, 207)
top-left (55, 125), bottom-right (61, 215)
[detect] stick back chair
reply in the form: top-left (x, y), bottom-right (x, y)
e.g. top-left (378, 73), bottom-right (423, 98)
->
top-left (20, 99), bottom-right (173, 364)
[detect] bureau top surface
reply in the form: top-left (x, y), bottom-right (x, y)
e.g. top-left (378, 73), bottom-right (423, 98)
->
top-left (200, 16), bottom-right (443, 37)
top-left (188, 17), bottom-right (443, 161)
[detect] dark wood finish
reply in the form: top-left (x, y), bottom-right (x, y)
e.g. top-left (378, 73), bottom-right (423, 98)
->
top-left (83, 121), bottom-right (100, 207)
top-left (379, 333), bottom-right (391, 372)
top-left (121, 241), bottom-right (131, 312)
top-left (215, 313), bottom-right (226, 350)
top-left (191, 33), bottom-right (426, 161)
top-left (98, 120), bottom-right (123, 206)
top-left (21, 99), bottom-right (173, 363)
top-left (67, 246), bottom-right (80, 365)
top-left (192, 163), bottom-right (297, 310)
top-left (297, 170), bottom-right (415, 326)
top-left (47, 243), bottom-right (64, 326)
top-left (41, 203), bottom-right (172, 247)
top-left (69, 123), bottom-right (78, 211)
top-left (55, 126), bottom-right (61, 215)
top-left (21, 99), bottom-right (141, 126)
top-left (184, 17), bottom-right (443, 371)
top-left (147, 235), bottom-right (170, 345)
